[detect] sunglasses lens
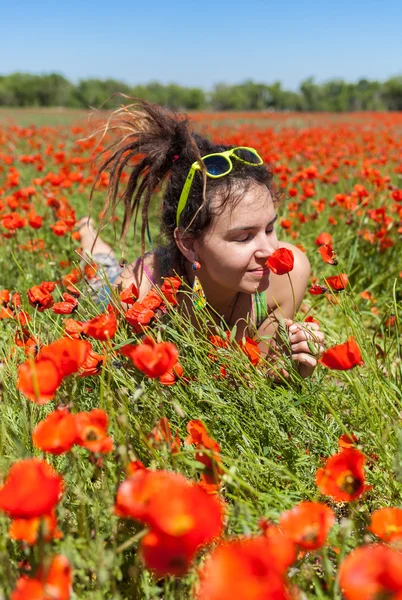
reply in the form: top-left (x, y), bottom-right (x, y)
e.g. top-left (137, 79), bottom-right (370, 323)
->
top-left (234, 148), bottom-right (262, 164)
top-left (203, 155), bottom-right (231, 176)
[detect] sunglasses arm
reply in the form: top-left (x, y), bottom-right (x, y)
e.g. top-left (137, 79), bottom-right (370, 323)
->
top-left (176, 164), bottom-right (200, 227)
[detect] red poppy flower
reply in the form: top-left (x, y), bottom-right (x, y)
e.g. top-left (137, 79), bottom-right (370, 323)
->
top-left (279, 501), bottom-right (335, 550)
top-left (0, 289), bottom-right (10, 305)
top-left (197, 536), bottom-right (292, 600)
top-left (74, 408), bottom-right (113, 453)
top-left (339, 544), bottom-right (402, 600)
top-left (78, 348), bottom-right (105, 376)
top-left (62, 268), bottom-right (81, 287)
top-left (318, 244), bottom-right (338, 265)
top-left (11, 578), bottom-right (44, 600)
top-left (325, 273), bottom-right (349, 291)
top-left (369, 508), bottom-right (402, 542)
top-left (142, 289), bottom-right (163, 310)
top-left (119, 283), bottom-right (139, 305)
top-left (125, 303), bottom-right (155, 332)
top-left (17, 356), bottom-right (63, 403)
top-left (160, 276), bottom-right (181, 306)
top-left (40, 281), bottom-right (56, 292)
top-left (52, 300), bottom-right (78, 314)
top-left (281, 218), bottom-right (292, 230)
top-left (238, 337), bottom-right (261, 366)
top-left (0, 306), bottom-right (14, 318)
top-left (126, 459), bottom-right (146, 477)
top-left (50, 220), bottom-right (69, 236)
top-left (115, 469), bottom-right (223, 576)
top-left (39, 338), bottom-right (91, 377)
top-left (315, 448), bottom-right (368, 502)
top-left (84, 262), bottom-right (98, 280)
top-left (120, 337), bottom-right (178, 378)
top-left (159, 362), bottom-right (184, 386)
top-left (15, 329), bottom-right (39, 356)
top-left (315, 232), bottom-right (333, 246)
top-left (148, 417), bottom-right (181, 453)
top-left (9, 509), bottom-right (62, 545)
top-left (266, 248), bottom-right (294, 275)
top-left (82, 311), bottom-right (117, 341)
top-left (32, 408), bottom-right (78, 455)
top-left (309, 284), bottom-right (328, 295)
top-left (319, 336), bottom-right (363, 370)
top-left (338, 433), bottom-right (359, 449)
top-left (140, 528), bottom-right (195, 577)
top-left (1, 212), bottom-right (26, 230)
top-left (64, 318), bottom-right (85, 339)
top-left (28, 212), bottom-right (43, 229)
top-left (11, 555), bottom-right (72, 600)
top-left (209, 332), bottom-right (230, 349)
top-left (186, 420), bottom-right (223, 491)
top-left (0, 458), bottom-right (63, 518)
top-left (305, 315), bottom-right (320, 325)
top-left (27, 284), bottom-right (54, 312)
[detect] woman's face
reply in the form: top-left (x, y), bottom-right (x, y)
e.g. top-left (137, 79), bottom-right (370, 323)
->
top-left (193, 182), bottom-right (279, 295)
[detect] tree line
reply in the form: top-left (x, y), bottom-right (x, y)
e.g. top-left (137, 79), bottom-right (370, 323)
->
top-left (1, 72), bottom-right (402, 111)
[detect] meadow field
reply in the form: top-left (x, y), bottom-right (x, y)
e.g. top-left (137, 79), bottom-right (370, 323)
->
top-left (0, 108), bottom-right (401, 599)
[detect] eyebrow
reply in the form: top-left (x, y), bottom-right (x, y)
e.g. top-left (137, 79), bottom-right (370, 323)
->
top-left (227, 214), bottom-right (278, 234)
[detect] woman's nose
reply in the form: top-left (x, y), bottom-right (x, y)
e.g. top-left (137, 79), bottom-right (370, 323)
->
top-left (254, 233), bottom-right (279, 259)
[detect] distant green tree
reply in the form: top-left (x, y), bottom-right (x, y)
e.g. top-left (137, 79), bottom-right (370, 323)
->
top-left (300, 77), bottom-right (323, 111)
top-left (381, 77), bottom-right (402, 110)
top-left (71, 78), bottom-right (131, 108)
top-left (210, 83), bottom-right (248, 110)
top-left (0, 71), bottom-right (402, 111)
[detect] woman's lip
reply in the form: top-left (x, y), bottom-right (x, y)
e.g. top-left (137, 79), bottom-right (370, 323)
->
top-left (248, 268), bottom-right (270, 275)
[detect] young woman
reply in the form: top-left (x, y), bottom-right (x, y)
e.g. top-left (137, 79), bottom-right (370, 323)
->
top-left (77, 100), bottom-right (324, 378)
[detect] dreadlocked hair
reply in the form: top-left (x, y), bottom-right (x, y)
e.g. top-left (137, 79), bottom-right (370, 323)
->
top-left (91, 98), bottom-right (277, 271)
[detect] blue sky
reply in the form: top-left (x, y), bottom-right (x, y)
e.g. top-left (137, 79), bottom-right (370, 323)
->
top-left (2, 0), bottom-right (401, 90)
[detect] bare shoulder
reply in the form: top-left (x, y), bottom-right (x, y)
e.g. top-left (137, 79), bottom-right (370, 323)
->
top-left (114, 251), bottom-right (162, 300)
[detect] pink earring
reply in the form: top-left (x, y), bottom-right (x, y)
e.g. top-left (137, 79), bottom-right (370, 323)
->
top-left (192, 261), bottom-right (201, 271)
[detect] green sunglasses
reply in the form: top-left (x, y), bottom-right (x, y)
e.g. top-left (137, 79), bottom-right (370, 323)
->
top-left (175, 146), bottom-right (264, 227)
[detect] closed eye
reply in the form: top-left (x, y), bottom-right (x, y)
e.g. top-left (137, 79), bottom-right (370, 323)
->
top-left (235, 228), bottom-right (274, 243)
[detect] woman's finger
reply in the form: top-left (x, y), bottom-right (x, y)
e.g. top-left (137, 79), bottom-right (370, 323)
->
top-left (290, 329), bottom-right (324, 344)
top-left (291, 352), bottom-right (318, 368)
top-left (291, 341), bottom-right (324, 356)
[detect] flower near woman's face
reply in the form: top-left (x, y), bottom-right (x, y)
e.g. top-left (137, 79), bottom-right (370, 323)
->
top-left (265, 248), bottom-right (294, 275)
top-left (315, 448), bottom-right (368, 502)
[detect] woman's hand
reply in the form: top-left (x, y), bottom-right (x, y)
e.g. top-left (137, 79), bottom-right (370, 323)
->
top-left (286, 320), bottom-right (325, 378)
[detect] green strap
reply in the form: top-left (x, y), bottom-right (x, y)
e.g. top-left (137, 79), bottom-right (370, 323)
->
top-left (254, 290), bottom-right (268, 327)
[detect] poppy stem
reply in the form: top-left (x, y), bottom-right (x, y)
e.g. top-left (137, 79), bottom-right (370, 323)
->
top-left (116, 527), bottom-right (149, 553)
top-left (286, 273), bottom-right (296, 320)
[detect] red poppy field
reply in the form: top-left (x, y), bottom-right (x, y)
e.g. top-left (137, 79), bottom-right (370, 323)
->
top-left (0, 110), bottom-right (401, 599)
